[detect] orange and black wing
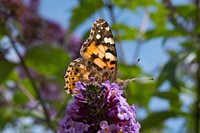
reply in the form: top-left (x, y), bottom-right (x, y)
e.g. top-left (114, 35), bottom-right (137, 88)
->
top-left (80, 18), bottom-right (117, 82)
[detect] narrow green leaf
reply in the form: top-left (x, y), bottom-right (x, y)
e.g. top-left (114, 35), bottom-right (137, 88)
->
top-left (154, 91), bottom-right (178, 102)
top-left (154, 91), bottom-right (181, 110)
top-left (0, 107), bottom-right (14, 129)
top-left (140, 111), bottom-right (177, 131)
top-left (13, 91), bottom-right (29, 105)
top-left (145, 29), bottom-right (187, 40)
top-left (0, 59), bottom-right (16, 84)
top-left (0, 21), bottom-right (7, 40)
top-left (113, 0), bottom-right (157, 9)
top-left (157, 56), bottom-right (180, 90)
top-left (21, 78), bottom-right (36, 98)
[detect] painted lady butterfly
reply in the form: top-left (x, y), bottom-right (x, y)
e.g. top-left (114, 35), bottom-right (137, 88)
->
top-left (64, 18), bottom-right (134, 94)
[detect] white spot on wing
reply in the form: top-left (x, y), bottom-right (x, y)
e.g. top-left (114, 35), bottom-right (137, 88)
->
top-left (101, 21), bottom-right (105, 24)
top-left (109, 38), bottom-right (114, 45)
top-left (101, 27), bottom-right (103, 29)
top-left (105, 26), bottom-right (110, 31)
top-left (105, 52), bottom-right (115, 60)
top-left (104, 37), bottom-right (115, 45)
top-left (96, 34), bottom-right (101, 39)
top-left (104, 37), bottom-right (108, 43)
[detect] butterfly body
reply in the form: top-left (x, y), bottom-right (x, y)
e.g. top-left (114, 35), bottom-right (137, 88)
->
top-left (65, 18), bottom-right (128, 94)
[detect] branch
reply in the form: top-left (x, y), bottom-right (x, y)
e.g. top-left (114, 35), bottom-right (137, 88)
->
top-left (195, 0), bottom-right (200, 132)
top-left (196, 66), bottom-right (200, 133)
top-left (132, 9), bottom-right (149, 61)
top-left (8, 37), bottom-right (54, 130)
top-left (163, 0), bottom-right (187, 31)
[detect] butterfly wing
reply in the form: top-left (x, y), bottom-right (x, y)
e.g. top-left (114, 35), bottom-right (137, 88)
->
top-left (64, 58), bottom-right (106, 94)
top-left (80, 18), bottom-right (117, 82)
top-left (64, 58), bottom-right (85, 93)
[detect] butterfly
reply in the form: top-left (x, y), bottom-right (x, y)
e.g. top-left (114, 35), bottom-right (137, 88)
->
top-left (64, 18), bottom-right (134, 94)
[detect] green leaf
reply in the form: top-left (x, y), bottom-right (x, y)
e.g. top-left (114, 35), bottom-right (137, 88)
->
top-left (112, 24), bottom-right (138, 40)
top-left (0, 59), bottom-right (16, 84)
top-left (70, 0), bottom-right (103, 31)
top-left (112, 0), bottom-right (136, 9)
top-left (157, 56), bottom-right (180, 90)
top-left (0, 107), bottom-right (14, 129)
top-left (126, 80), bottom-right (156, 106)
top-left (145, 28), bottom-right (187, 40)
top-left (13, 91), bottom-right (29, 105)
top-left (154, 91), bottom-right (178, 102)
top-left (25, 44), bottom-right (70, 77)
top-left (118, 63), bottom-right (142, 78)
top-left (140, 111), bottom-right (177, 131)
top-left (21, 78), bottom-right (36, 98)
top-left (150, 4), bottom-right (169, 29)
top-left (154, 91), bottom-right (181, 111)
top-left (113, 0), bottom-right (157, 9)
top-left (0, 21), bottom-right (7, 40)
top-left (176, 5), bottom-right (200, 19)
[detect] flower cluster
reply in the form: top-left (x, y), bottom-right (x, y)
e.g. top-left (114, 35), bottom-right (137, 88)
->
top-left (58, 80), bottom-right (140, 133)
top-left (0, 0), bottom-right (77, 48)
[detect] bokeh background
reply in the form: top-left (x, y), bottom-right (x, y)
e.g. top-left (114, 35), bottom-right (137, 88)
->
top-left (0, 0), bottom-right (199, 132)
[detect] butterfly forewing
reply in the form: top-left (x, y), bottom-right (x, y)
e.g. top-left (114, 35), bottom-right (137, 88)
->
top-left (80, 18), bottom-right (117, 81)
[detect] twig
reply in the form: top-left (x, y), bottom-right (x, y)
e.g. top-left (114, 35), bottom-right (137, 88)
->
top-left (19, 84), bottom-right (36, 102)
top-left (8, 37), bottom-right (54, 130)
top-left (195, 0), bottom-right (200, 132)
top-left (163, 0), bottom-right (187, 32)
top-left (132, 9), bottom-right (149, 61)
top-left (196, 56), bottom-right (200, 133)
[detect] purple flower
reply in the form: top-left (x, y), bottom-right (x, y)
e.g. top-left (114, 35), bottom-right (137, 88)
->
top-left (97, 121), bottom-right (116, 133)
top-left (74, 82), bottom-right (86, 91)
top-left (27, 0), bottom-right (40, 14)
top-left (58, 80), bottom-right (140, 132)
top-left (0, 0), bottom-right (25, 20)
top-left (117, 106), bottom-right (129, 120)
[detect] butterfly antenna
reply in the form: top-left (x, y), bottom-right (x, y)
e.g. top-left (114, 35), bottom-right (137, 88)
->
top-left (129, 77), bottom-right (154, 82)
top-left (125, 58), bottom-right (140, 78)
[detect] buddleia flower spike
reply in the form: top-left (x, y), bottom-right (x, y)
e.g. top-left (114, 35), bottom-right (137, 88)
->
top-left (58, 79), bottom-right (141, 132)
